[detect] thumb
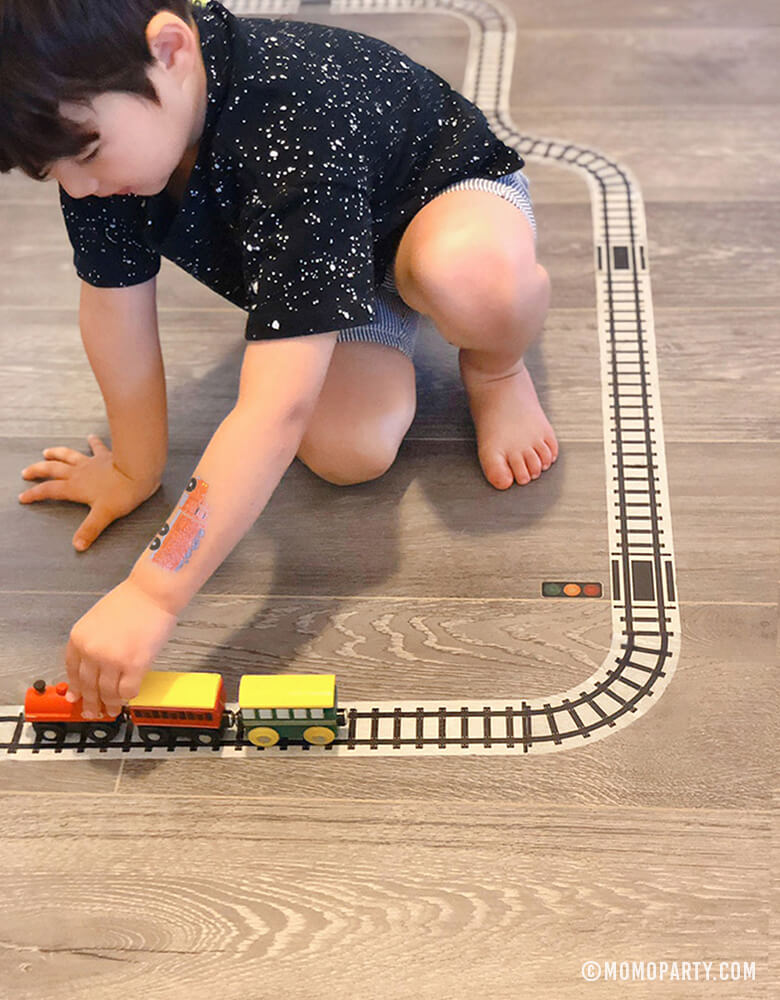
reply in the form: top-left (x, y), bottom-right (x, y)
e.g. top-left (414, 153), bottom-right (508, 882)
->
top-left (73, 505), bottom-right (112, 551)
top-left (86, 433), bottom-right (110, 456)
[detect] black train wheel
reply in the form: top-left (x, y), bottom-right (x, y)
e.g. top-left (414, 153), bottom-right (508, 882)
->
top-left (138, 727), bottom-right (173, 747)
top-left (192, 729), bottom-right (221, 748)
top-left (34, 722), bottom-right (66, 743)
top-left (87, 722), bottom-right (121, 745)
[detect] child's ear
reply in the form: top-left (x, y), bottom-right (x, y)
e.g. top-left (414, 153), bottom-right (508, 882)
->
top-left (145, 12), bottom-right (194, 70)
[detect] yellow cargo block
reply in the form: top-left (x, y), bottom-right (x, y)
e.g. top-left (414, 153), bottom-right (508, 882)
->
top-left (239, 674), bottom-right (336, 710)
top-left (129, 671), bottom-right (222, 710)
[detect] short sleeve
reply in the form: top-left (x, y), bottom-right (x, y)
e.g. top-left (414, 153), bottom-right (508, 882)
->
top-left (240, 178), bottom-right (376, 341)
top-left (59, 186), bottom-right (161, 288)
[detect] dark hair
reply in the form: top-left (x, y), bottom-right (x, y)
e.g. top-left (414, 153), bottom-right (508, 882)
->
top-left (0, 0), bottom-right (195, 179)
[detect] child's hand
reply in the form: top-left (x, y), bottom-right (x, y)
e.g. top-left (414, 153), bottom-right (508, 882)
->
top-left (19, 434), bottom-right (161, 551)
top-left (65, 578), bottom-right (179, 717)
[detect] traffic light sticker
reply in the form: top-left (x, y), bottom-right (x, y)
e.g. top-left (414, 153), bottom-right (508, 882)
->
top-left (542, 582), bottom-right (602, 598)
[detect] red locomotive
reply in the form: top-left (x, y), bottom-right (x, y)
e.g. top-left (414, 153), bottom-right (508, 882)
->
top-left (25, 680), bottom-right (122, 745)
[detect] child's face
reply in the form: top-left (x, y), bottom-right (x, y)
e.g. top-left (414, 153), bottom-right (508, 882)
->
top-left (45, 14), bottom-right (205, 199)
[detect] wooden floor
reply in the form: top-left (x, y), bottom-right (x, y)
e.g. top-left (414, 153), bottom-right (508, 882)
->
top-left (0, 1), bottom-right (777, 997)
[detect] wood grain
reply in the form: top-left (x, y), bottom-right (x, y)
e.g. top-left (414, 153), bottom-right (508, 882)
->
top-left (0, 796), bottom-right (770, 1000)
top-left (2, 437), bottom-right (777, 601)
top-left (2, 304), bottom-right (777, 442)
top-left (0, 1), bottom-right (777, 995)
top-left (0, 599), bottom-right (774, 809)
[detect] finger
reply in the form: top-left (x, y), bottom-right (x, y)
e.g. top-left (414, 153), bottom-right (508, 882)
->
top-left (78, 659), bottom-right (101, 717)
top-left (20, 460), bottom-right (73, 481)
top-left (41, 446), bottom-right (85, 464)
top-left (98, 672), bottom-right (122, 717)
top-left (87, 434), bottom-right (110, 456)
top-left (65, 638), bottom-right (82, 700)
top-left (117, 673), bottom-right (144, 703)
top-left (18, 479), bottom-right (70, 504)
top-left (74, 506), bottom-right (112, 551)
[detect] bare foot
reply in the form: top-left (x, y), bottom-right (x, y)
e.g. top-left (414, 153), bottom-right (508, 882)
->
top-left (459, 351), bottom-right (559, 489)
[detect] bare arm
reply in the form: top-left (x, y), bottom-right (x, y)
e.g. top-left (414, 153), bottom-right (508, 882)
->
top-left (79, 276), bottom-right (167, 486)
top-left (20, 277), bottom-right (168, 549)
top-left (65, 329), bottom-right (339, 714)
top-left (127, 329), bottom-right (338, 614)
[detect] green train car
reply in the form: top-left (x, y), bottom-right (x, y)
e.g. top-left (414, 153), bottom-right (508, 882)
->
top-left (237, 673), bottom-right (345, 747)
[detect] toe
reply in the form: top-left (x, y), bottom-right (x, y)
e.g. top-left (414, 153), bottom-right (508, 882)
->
top-left (507, 453), bottom-right (531, 485)
top-left (534, 441), bottom-right (553, 469)
top-left (479, 450), bottom-right (515, 490)
top-left (523, 448), bottom-right (543, 480)
top-left (546, 435), bottom-right (559, 462)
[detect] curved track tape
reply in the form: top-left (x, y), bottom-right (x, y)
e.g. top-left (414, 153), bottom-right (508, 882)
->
top-left (0, 0), bottom-right (680, 760)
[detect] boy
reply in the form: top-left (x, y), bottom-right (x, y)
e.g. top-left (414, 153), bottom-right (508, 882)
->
top-left (1, 0), bottom-right (557, 718)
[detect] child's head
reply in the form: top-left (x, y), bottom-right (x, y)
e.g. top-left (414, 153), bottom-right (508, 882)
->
top-left (0, 0), bottom-right (205, 197)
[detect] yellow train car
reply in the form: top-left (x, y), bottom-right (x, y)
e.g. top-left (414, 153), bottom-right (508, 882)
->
top-left (128, 671), bottom-right (229, 747)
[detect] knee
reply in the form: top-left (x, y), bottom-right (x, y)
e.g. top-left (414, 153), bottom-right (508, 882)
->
top-left (536, 261), bottom-right (551, 304)
top-left (298, 420), bottom-right (409, 486)
top-left (405, 232), bottom-right (547, 330)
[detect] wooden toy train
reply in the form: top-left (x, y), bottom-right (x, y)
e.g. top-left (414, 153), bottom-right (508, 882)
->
top-left (24, 671), bottom-right (345, 748)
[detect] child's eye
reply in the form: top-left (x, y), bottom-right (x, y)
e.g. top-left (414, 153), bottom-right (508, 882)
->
top-left (78, 146), bottom-right (100, 165)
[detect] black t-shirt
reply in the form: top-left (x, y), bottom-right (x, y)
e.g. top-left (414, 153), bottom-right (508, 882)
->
top-left (59, 0), bottom-right (524, 340)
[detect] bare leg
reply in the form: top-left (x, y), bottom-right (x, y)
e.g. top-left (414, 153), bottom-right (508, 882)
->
top-left (394, 189), bottom-right (558, 490)
top-left (458, 262), bottom-right (558, 489)
top-left (297, 341), bottom-right (416, 485)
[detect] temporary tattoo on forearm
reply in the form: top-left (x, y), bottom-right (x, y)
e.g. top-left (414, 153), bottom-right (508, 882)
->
top-left (147, 477), bottom-right (209, 572)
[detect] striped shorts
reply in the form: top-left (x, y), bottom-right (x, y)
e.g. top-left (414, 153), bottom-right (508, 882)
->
top-left (337, 167), bottom-right (537, 360)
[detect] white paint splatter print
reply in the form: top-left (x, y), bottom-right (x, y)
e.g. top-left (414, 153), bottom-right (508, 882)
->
top-left (59, 0), bottom-right (523, 341)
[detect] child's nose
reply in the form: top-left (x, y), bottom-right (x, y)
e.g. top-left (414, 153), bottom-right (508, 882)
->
top-left (58, 165), bottom-right (98, 200)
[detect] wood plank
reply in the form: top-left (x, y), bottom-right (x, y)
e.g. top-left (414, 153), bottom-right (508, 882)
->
top-left (0, 304), bottom-right (604, 441)
top-left (4, 193), bottom-right (778, 319)
top-left (505, 28), bottom-right (780, 107)
top-left (2, 300), bottom-right (778, 445)
top-left (1, 437), bottom-right (776, 601)
top-left (0, 596), bottom-right (774, 810)
top-left (414, 308), bottom-right (780, 441)
top-left (534, 201), bottom-right (780, 311)
top-left (2, 433), bottom-right (601, 597)
top-left (0, 199), bottom-right (229, 310)
top-left (6, 104), bottom-right (779, 209)
top-left (0, 796), bottom-right (769, 1000)
top-left (505, 0), bottom-right (779, 28)
top-left (519, 107), bottom-right (780, 205)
